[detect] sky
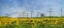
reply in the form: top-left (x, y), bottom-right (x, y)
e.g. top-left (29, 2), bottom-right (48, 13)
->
top-left (0, 0), bottom-right (64, 17)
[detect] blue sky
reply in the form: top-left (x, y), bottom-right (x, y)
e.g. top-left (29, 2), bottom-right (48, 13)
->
top-left (0, 0), bottom-right (64, 17)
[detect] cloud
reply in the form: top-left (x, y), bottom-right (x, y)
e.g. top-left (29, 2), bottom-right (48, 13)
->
top-left (0, 0), bottom-right (64, 17)
top-left (34, 0), bottom-right (62, 16)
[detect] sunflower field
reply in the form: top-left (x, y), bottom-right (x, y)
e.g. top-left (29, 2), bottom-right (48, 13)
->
top-left (0, 17), bottom-right (64, 28)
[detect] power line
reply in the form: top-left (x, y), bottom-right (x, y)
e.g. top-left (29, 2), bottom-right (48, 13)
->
top-left (5, 13), bottom-right (9, 16)
top-left (19, 13), bottom-right (22, 17)
top-left (37, 12), bottom-right (40, 17)
top-left (61, 8), bottom-right (62, 17)
top-left (23, 12), bottom-right (25, 18)
top-left (48, 8), bottom-right (53, 18)
top-left (27, 13), bottom-right (28, 19)
top-left (31, 11), bottom-right (33, 18)
top-left (10, 12), bottom-right (19, 17)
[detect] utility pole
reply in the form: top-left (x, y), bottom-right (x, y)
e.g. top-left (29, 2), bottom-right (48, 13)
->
top-left (61, 8), bottom-right (62, 17)
top-left (23, 12), bottom-right (25, 18)
top-left (37, 12), bottom-right (40, 17)
top-left (31, 11), bottom-right (33, 18)
top-left (27, 13), bottom-right (28, 19)
top-left (19, 13), bottom-right (22, 18)
top-left (48, 8), bottom-right (53, 18)
top-left (11, 12), bottom-right (19, 17)
top-left (0, 12), bottom-right (1, 16)
top-left (5, 13), bottom-right (9, 17)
